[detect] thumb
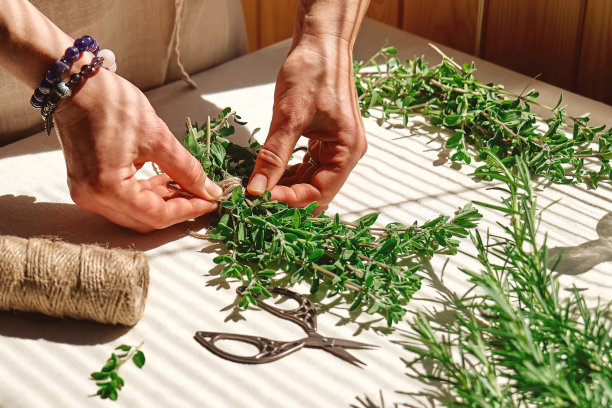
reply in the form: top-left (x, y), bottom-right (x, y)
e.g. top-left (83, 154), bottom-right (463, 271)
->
top-left (152, 133), bottom-right (223, 201)
top-left (247, 121), bottom-right (301, 196)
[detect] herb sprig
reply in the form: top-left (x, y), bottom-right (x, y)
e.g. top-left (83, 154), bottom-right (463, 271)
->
top-left (184, 111), bottom-right (481, 326)
top-left (402, 153), bottom-right (612, 407)
top-left (354, 45), bottom-right (612, 188)
top-left (90, 343), bottom-right (145, 401)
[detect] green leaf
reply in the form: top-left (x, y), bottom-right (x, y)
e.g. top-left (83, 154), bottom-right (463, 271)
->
top-left (303, 202), bottom-right (317, 214)
top-left (308, 249), bottom-right (324, 262)
top-left (183, 132), bottom-right (203, 159)
top-left (355, 212), bottom-right (379, 227)
top-left (231, 186), bottom-right (243, 204)
top-left (247, 216), bottom-right (267, 227)
top-left (132, 351), bottom-right (146, 368)
top-left (102, 357), bottom-right (117, 372)
top-left (376, 238), bottom-right (397, 256)
top-left (210, 142), bottom-right (226, 165)
top-left (445, 131), bottom-right (464, 148)
top-left (213, 254), bottom-right (233, 264)
top-left (115, 345), bottom-right (131, 352)
top-left (443, 114), bottom-right (462, 127)
top-left (91, 372), bottom-right (110, 380)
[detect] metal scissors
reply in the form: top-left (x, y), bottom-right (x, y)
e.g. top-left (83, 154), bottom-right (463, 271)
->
top-left (194, 287), bottom-right (377, 367)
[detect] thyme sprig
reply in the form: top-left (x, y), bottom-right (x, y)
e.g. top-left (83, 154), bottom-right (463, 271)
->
top-left (184, 110), bottom-right (481, 326)
top-left (354, 45), bottom-right (612, 188)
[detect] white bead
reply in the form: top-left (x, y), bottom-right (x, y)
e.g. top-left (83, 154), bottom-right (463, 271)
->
top-left (108, 63), bottom-right (117, 73)
top-left (98, 49), bottom-right (115, 67)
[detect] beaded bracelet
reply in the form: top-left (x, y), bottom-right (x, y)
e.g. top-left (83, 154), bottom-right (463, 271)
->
top-left (30, 35), bottom-right (99, 110)
top-left (41, 54), bottom-right (107, 135)
top-left (30, 35), bottom-right (117, 135)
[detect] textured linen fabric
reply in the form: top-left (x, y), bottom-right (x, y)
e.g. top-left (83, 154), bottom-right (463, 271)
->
top-left (0, 0), bottom-right (248, 146)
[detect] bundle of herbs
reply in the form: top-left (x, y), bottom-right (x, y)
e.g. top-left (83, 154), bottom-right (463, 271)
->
top-left (182, 109), bottom-right (481, 326)
top-left (354, 45), bottom-right (611, 188)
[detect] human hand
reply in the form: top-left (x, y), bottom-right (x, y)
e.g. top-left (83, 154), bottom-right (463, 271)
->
top-left (53, 68), bottom-right (222, 233)
top-left (246, 42), bottom-right (366, 208)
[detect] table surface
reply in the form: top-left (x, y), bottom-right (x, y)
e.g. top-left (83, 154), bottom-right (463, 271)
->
top-left (1, 19), bottom-right (611, 408)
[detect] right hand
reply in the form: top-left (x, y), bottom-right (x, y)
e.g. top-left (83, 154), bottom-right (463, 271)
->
top-left (53, 68), bottom-right (222, 233)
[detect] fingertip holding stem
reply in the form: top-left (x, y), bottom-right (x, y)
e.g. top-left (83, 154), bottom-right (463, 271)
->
top-left (247, 173), bottom-right (268, 195)
top-left (204, 177), bottom-right (223, 200)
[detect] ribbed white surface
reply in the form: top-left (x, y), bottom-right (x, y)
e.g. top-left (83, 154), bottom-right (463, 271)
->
top-left (1, 19), bottom-right (611, 407)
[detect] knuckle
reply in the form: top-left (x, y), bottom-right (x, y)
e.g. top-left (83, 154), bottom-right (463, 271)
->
top-left (272, 102), bottom-right (302, 131)
top-left (257, 146), bottom-right (286, 170)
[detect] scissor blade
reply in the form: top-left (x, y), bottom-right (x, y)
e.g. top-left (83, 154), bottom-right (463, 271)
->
top-left (325, 337), bottom-right (378, 349)
top-left (323, 345), bottom-right (366, 368)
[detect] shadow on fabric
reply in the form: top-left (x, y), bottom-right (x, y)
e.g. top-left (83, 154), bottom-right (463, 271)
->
top-left (0, 194), bottom-right (213, 251)
top-left (548, 211), bottom-right (612, 276)
top-left (0, 311), bottom-right (130, 345)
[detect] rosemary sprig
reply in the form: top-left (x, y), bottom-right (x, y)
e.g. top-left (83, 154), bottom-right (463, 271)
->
top-left (354, 45), bottom-right (612, 188)
top-left (401, 153), bottom-right (612, 407)
top-left (184, 110), bottom-right (481, 326)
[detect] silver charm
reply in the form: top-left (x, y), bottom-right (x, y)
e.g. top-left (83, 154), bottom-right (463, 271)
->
top-left (55, 81), bottom-right (72, 98)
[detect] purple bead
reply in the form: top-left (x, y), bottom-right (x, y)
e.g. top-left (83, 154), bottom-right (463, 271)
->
top-left (91, 56), bottom-right (104, 69)
top-left (45, 69), bottom-right (60, 83)
top-left (69, 73), bottom-right (82, 87)
top-left (82, 35), bottom-right (94, 49)
top-left (74, 37), bottom-right (88, 53)
top-left (64, 46), bottom-right (80, 62)
top-left (80, 64), bottom-right (93, 76)
top-left (90, 40), bottom-right (99, 55)
top-left (53, 59), bottom-right (70, 75)
top-left (60, 58), bottom-right (69, 65)
top-left (33, 88), bottom-right (46, 101)
top-left (39, 78), bottom-right (53, 94)
top-left (30, 95), bottom-right (44, 108)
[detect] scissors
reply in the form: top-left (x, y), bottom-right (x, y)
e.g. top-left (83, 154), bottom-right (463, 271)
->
top-left (194, 287), bottom-right (377, 367)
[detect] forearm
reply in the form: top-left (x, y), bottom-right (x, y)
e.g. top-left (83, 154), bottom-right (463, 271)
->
top-left (291, 0), bottom-right (370, 53)
top-left (0, 0), bottom-right (74, 89)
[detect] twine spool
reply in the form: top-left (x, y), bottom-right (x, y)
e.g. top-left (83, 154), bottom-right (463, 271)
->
top-left (0, 235), bottom-right (149, 325)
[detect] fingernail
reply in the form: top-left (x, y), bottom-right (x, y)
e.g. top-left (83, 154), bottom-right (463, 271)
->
top-left (248, 173), bottom-right (268, 194)
top-left (205, 178), bottom-right (223, 199)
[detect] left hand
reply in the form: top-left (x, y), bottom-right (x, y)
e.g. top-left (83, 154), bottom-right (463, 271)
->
top-left (247, 41), bottom-right (367, 208)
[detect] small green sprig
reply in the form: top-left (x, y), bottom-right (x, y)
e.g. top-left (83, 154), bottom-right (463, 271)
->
top-left (183, 107), bottom-right (261, 182)
top-left (91, 343), bottom-right (145, 401)
top-left (354, 45), bottom-right (612, 188)
top-left (184, 110), bottom-right (481, 326)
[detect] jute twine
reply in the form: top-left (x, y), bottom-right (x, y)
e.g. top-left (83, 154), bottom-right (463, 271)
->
top-left (0, 235), bottom-right (149, 325)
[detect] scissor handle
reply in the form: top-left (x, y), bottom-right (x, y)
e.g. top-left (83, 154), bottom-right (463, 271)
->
top-left (237, 286), bottom-right (318, 332)
top-left (194, 331), bottom-right (304, 364)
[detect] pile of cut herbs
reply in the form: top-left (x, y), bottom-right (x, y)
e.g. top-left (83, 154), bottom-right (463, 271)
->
top-left (354, 44), bottom-right (611, 188)
top-left (182, 109), bottom-right (482, 326)
top-left (350, 46), bottom-right (612, 407)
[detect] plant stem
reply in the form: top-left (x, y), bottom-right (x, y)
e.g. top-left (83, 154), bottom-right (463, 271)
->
top-left (206, 116), bottom-right (211, 158)
top-left (116, 342), bottom-right (144, 370)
